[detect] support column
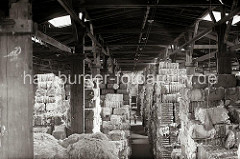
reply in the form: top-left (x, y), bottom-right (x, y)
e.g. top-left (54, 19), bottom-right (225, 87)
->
top-left (216, 24), bottom-right (232, 74)
top-left (70, 20), bottom-right (85, 133)
top-left (92, 45), bottom-right (101, 76)
top-left (0, 0), bottom-right (33, 158)
top-left (70, 57), bottom-right (85, 134)
top-left (185, 32), bottom-right (196, 75)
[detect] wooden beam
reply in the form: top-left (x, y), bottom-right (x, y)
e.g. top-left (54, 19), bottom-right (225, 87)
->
top-left (169, 6), bottom-right (240, 55)
top-left (70, 58), bottom-right (85, 134)
top-left (195, 51), bottom-right (217, 62)
top-left (205, 34), bottom-right (234, 46)
top-left (56, 0), bottom-right (109, 55)
top-left (193, 45), bottom-right (218, 49)
top-left (35, 30), bottom-right (72, 53)
top-left (80, 1), bottom-right (221, 8)
top-left (109, 44), bottom-right (167, 48)
top-left (95, 29), bottom-right (189, 34)
top-left (0, 1), bottom-right (33, 158)
top-left (111, 51), bottom-right (161, 54)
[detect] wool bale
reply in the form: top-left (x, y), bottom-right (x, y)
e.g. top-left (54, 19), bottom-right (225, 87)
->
top-left (110, 115), bottom-right (123, 124)
top-left (195, 106), bottom-right (229, 126)
top-left (68, 137), bottom-right (118, 159)
top-left (120, 84), bottom-right (128, 89)
top-left (90, 132), bottom-right (109, 141)
top-left (102, 121), bottom-right (114, 130)
top-left (104, 101), bottom-right (123, 108)
top-left (35, 88), bottom-right (47, 97)
top-left (123, 130), bottom-right (131, 138)
top-left (34, 103), bottom-right (45, 114)
top-left (52, 125), bottom-right (66, 140)
top-left (205, 87), bottom-right (225, 101)
top-left (59, 133), bottom-right (90, 148)
top-left (225, 130), bottom-right (236, 149)
top-left (101, 89), bottom-right (115, 95)
top-left (34, 133), bottom-right (68, 159)
top-left (228, 106), bottom-right (240, 124)
top-left (197, 145), bottom-right (238, 159)
top-left (110, 140), bottom-right (128, 155)
top-left (108, 130), bottom-right (126, 141)
top-left (189, 123), bottom-right (216, 139)
top-left (215, 74), bottom-right (237, 88)
top-left (107, 84), bottom-right (115, 89)
top-left (100, 95), bottom-right (106, 101)
top-left (117, 89), bottom-right (128, 94)
top-left (113, 107), bottom-right (129, 116)
top-left (105, 94), bottom-right (123, 102)
top-left (99, 84), bottom-right (106, 89)
top-left (123, 94), bottom-right (130, 101)
top-left (225, 87), bottom-right (239, 101)
top-left (102, 107), bottom-right (112, 118)
top-left (124, 100), bottom-right (130, 105)
top-left (189, 89), bottom-right (204, 102)
top-left (207, 106), bottom-right (229, 124)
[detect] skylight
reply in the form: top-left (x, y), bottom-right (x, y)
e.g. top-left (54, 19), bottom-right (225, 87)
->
top-left (202, 11), bottom-right (240, 25)
top-left (48, 15), bottom-right (71, 28)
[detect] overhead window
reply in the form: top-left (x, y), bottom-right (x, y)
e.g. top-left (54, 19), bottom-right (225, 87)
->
top-left (48, 15), bottom-right (71, 28)
top-left (202, 11), bottom-right (240, 25)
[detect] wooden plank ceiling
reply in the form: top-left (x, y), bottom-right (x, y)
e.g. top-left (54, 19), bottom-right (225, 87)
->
top-left (1, 0), bottom-right (239, 71)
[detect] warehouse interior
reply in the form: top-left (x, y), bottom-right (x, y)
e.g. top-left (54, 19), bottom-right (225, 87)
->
top-left (1, 0), bottom-right (240, 158)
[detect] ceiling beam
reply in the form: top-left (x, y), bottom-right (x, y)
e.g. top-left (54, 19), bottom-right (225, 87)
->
top-left (56, 0), bottom-right (108, 55)
top-left (35, 30), bottom-right (72, 53)
top-left (111, 51), bottom-right (161, 54)
top-left (205, 34), bottom-right (234, 46)
top-left (109, 44), bottom-right (168, 48)
top-left (80, 1), bottom-right (221, 8)
top-left (170, 6), bottom-right (240, 55)
top-left (195, 51), bottom-right (217, 62)
top-left (193, 45), bottom-right (218, 49)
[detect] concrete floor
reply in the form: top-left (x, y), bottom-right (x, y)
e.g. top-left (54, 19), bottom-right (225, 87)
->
top-left (130, 123), bottom-right (154, 159)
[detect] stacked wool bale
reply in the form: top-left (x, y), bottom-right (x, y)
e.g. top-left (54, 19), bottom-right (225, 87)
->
top-left (34, 73), bottom-right (69, 139)
top-left (101, 94), bottom-right (131, 159)
top-left (142, 65), bottom-right (156, 133)
top-left (150, 61), bottom-right (186, 159)
top-left (34, 132), bottom-right (119, 159)
top-left (179, 74), bottom-right (240, 159)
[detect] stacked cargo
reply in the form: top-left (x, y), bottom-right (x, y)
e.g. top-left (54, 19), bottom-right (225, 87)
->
top-left (101, 93), bottom-right (131, 159)
top-left (33, 73), bottom-right (69, 139)
top-left (148, 61), bottom-right (186, 159)
top-left (179, 74), bottom-right (239, 159)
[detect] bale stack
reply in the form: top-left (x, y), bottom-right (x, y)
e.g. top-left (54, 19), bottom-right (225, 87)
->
top-left (33, 73), bottom-right (69, 139)
top-left (101, 93), bottom-right (131, 159)
top-left (149, 61), bottom-right (186, 159)
top-left (179, 74), bottom-right (239, 159)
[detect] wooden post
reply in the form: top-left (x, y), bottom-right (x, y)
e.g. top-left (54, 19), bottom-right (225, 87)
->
top-left (70, 18), bottom-right (85, 133)
top-left (216, 24), bottom-right (232, 74)
top-left (92, 45), bottom-right (101, 76)
top-left (186, 32), bottom-right (196, 75)
top-left (0, 0), bottom-right (33, 158)
top-left (70, 56), bottom-right (85, 134)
